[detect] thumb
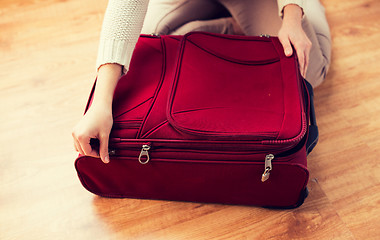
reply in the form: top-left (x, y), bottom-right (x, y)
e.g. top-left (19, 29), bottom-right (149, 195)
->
top-left (280, 37), bottom-right (293, 57)
top-left (99, 134), bottom-right (110, 164)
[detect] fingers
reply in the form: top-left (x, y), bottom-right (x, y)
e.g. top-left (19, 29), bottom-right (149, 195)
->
top-left (304, 45), bottom-right (310, 78)
top-left (78, 135), bottom-right (94, 156)
top-left (73, 139), bottom-right (84, 155)
top-left (296, 43), bottom-right (311, 78)
top-left (72, 131), bottom-right (110, 164)
top-left (99, 134), bottom-right (110, 164)
top-left (72, 130), bottom-right (99, 158)
top-left (71, 105), bottom-right (113, 163)
top-left (280, 35), bottom-right (305, 75)
top-left (280, 35), bottom-right (311, 78)
top-left (295, 48), bottom-right (306, 77)
top-left (279, 36), bottom-right (293, 57)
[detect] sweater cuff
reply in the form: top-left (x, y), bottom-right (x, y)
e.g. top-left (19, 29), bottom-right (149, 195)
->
top-left (96, 38), bottom-right (136, 74)
top-left (278, 0), bottom-right (304, 17)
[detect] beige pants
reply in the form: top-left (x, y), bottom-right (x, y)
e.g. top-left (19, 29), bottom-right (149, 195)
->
top-left (142, 0), bottom-right (331, 87)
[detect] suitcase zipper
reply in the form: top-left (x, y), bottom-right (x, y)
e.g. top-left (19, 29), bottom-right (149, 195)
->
top-left (110, 141), bottom-right (290, 182)
top-left (134, 142), bottom-right (268, 165)
top-left (138, 144), bottom-right (151, 164)
top-left (261, 154), bottom-right (274, 182)
top-left (133, 142), bottom-right (276, 182)
top-left (112, 121), bottom-right (141, 129)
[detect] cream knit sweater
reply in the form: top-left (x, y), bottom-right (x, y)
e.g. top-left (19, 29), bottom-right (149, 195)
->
top-left (96, 0), bottom-right (303, 73)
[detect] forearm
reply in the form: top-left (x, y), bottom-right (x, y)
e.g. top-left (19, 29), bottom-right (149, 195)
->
top-left (277, 0), bottom-right (304, 17)
top-left (91, 63), bottom-right (123, 109)
top-left (282, 4), bottom-right (303, 24)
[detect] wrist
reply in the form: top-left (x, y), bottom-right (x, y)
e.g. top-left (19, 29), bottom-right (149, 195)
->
top-left (92, 88), bottom-right (114, 108)
top-left (92, 63), bottom-right (123, 107)
top-left (283, 4), bottom-right (303, 23)
top-left (90, 96), bottom-right (113, 114)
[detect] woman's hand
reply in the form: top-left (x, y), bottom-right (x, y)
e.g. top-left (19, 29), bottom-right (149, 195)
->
top-left (278, 4), bottom-right (312, 78)
top-left (72, 102), bottom-right (113, 163)
top-left (72, 63), bottom-right (122, 164)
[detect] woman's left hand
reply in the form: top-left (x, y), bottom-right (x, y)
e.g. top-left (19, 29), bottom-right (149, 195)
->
top-left (278, 4), bottom-right (312, 78)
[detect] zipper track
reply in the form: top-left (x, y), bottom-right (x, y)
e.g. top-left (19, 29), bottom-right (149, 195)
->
top-left (112, 121), bottom-right (142, 129)
top-left (108, 144), bottom-right (295, 167)
top-left (109, 139), bottom-right (290, 156)
top-left (186, 38), bottom-right (280, 65)
top-left (261, 113), bottom-right (307, 145)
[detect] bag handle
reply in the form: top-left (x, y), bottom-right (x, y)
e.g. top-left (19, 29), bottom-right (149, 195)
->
top-left (304, 80), bottom-right (319, 155)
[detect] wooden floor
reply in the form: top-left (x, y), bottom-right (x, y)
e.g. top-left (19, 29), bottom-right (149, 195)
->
top-left (1, 0), bottom-right (379, 239)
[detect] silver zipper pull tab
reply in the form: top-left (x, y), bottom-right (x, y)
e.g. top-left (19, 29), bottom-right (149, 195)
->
top-left (138, 144), bottom-right (151, 164)
top-left (259, 34), bottom-right (270, 38)
top-left (261, 154), bottom-right (274, 182)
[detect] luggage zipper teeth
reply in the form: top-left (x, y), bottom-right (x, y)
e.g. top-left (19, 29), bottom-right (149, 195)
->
top-left (262, 112), bottom-right (307, 145)
top-left (261, 154), bottom-right (274, 182)
top-left (136, 142), bottom-right (276, 182)
top-left (113, 122), bottom-right (141, 129)
top-left (111, 140), bottom-right (283, 156)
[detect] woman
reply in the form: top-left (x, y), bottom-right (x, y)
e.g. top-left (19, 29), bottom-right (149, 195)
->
top-left (72, 0), bottom-right (331, 164)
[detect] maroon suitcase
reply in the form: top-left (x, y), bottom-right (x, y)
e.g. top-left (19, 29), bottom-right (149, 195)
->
top-left (75, 32), bottom-right (318, 208)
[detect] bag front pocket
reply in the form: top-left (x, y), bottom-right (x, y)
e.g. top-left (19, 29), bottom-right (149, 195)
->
top-left (168, 32), bottom-right (302, 141)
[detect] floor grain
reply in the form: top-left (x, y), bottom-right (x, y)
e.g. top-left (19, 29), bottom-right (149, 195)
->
top-left (0, 0), bottom-right (379, 239)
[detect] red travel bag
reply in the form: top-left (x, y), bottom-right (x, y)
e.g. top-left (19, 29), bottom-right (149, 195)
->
top-left (75, 32), bottom-right (318, 208)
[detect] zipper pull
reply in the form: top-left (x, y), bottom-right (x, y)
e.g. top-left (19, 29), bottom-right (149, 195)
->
top-left (261, 154), bottom-right (274, 182)
top-left (138, 144), bottom-right (151, 164)
top-left (108, 149), bottom-right (116, 156)
top-left (259, 34), bottom-right (270, 38)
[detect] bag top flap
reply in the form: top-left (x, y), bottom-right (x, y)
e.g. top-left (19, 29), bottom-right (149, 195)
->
top-left (167, 32), bottom-right (307, 143)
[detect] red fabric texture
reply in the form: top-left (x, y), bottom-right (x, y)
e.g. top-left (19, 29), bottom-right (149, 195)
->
top-left (75, 32), bottom-right (310, 208)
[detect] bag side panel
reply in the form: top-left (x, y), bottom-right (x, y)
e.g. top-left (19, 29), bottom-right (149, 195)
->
top-left (75, 148), bottom-right (308, 208)
top-left (110, 36), bottom-right (165, 139)
top-left (137, 36), bottom-right (185, 139)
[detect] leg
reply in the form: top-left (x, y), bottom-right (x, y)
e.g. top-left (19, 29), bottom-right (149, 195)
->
top-left (302, 0), bottom-right (332, 87)
top-left (171, 17), bottom-right (243, 35)
top-left (142, 0), bottom-right (180, 34)
top-left (218, 0), bottom-right (282, 36)
top-left (151, 0), bottom-right (231, 35)
top-left (218, 0), bottom-right (331, 87)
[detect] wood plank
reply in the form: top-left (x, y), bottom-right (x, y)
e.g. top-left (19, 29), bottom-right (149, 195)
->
top-left (1, 0), bottom-right (379, 239)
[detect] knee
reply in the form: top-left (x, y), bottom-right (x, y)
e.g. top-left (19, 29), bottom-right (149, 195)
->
top-left (171, 20), bottom-right (204, 35)
top-left (154, 16), bottom-right (202, 35)
top-left (155, 22), bottom-right (172, 35)
top-left (306, 35), bottom-right (332, 88)
top-left (306, 60), bottom-right (330, 88)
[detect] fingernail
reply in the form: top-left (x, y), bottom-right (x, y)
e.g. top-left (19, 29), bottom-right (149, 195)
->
top-left (104, 156), bottom-right (110, 164)
top-left (285, 49), bottom-right (291, 56)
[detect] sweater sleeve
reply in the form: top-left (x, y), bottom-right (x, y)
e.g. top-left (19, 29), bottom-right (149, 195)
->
top-left (277, 0), bottom-right (304, 17)
top-left (96, 0), bottom-right (150, 74)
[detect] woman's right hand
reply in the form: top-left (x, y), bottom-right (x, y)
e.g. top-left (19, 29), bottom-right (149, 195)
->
top-left (72, 63), bottom-right (123, 164)
top-left (278, 4), bottom-right (312, 78)
top-left (72, 102), bottom-right (113, 163)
